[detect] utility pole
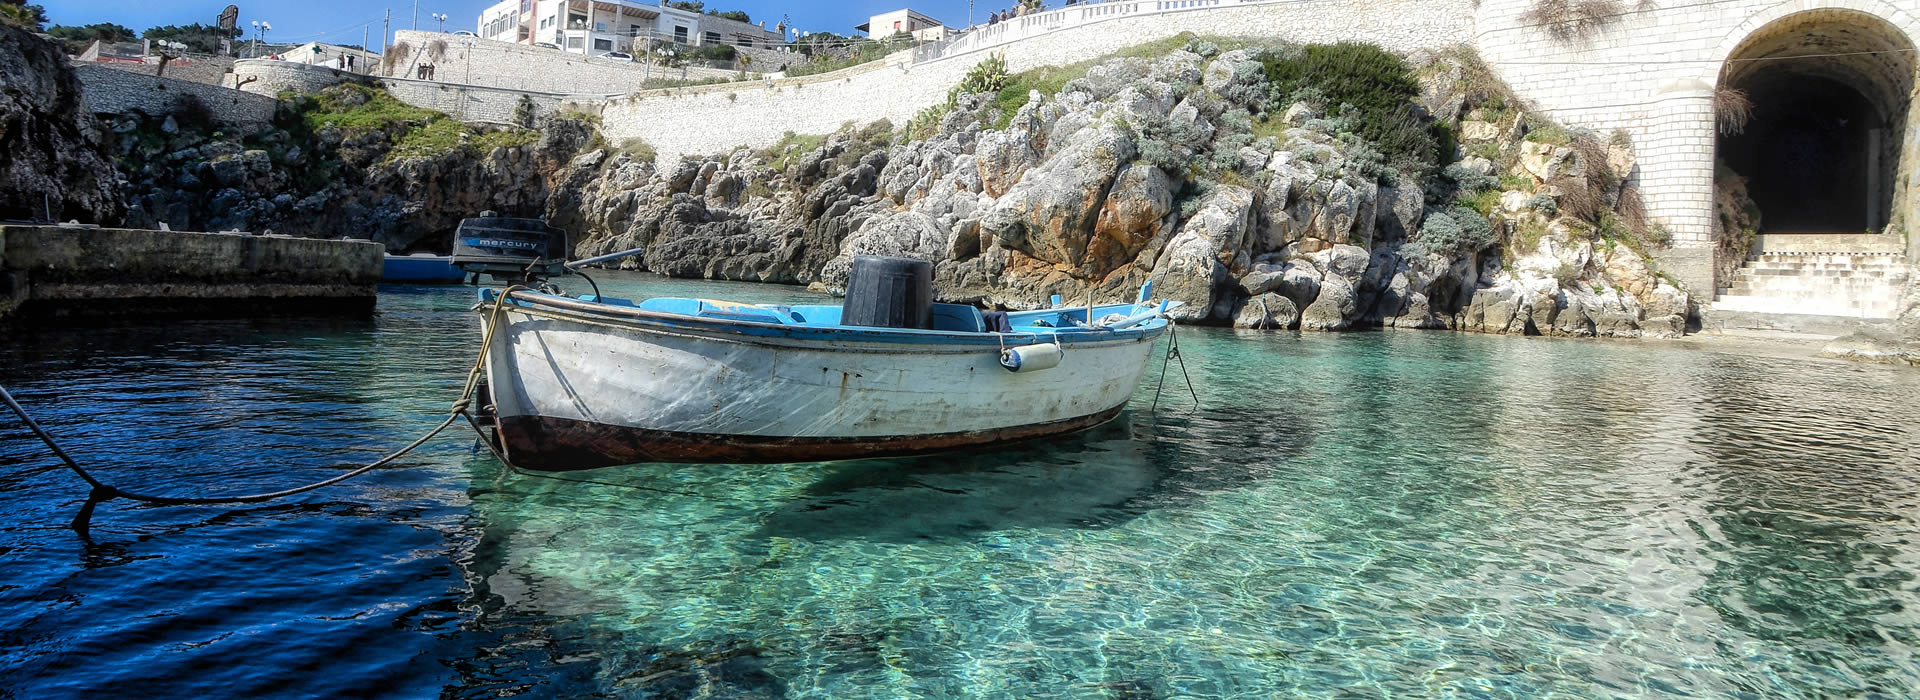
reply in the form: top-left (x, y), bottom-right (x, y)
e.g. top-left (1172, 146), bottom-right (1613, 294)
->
top-left (382, 9), bottom-right (391, 75)
top-left (412, 0), bottom-right (419, 30)
top-left (361, 23), bottom-right (369, 72)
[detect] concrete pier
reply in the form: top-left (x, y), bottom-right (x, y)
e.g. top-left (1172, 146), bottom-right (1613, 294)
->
top-left (0, 225), bottom-right (383, 320)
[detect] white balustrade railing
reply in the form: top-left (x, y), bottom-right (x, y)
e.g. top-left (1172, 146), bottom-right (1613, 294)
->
top-left (913, 0), bottom-right (1293, 64)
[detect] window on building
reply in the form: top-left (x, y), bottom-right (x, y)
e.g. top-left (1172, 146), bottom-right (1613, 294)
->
top-left (595, 21), bottom-right (606, 31)
top-left (893, 21), bottom-right (901, 31)
top-left (674, 26), bottom-right (688, 43)
top-left (703, 31), bottom-right (720, 45)
top-left (593, 38), bottom-right (612, 51)
top-left (567, 36), bottom-right (584, 48)
top-left (736, 36), bottom-right (752, 47)
top-left (629, 24), bottom-right (642, 37)
top-left (568, 13), bottom-right (587, 28)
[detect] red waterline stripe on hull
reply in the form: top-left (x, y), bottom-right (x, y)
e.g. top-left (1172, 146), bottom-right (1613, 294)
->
top-left (494, 406), bottom-right (1128, 471)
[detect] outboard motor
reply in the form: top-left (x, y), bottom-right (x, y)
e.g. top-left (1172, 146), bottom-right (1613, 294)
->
top-left (841, 255), bottom-right (934, 329)
top-left (450, 213), bottom-right (569, 283)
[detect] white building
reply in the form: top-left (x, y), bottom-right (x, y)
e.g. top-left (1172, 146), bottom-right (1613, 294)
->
top-left (856, 9), bottom-right (950, 41)
top-left (475, 0), bottom-right (782, 56)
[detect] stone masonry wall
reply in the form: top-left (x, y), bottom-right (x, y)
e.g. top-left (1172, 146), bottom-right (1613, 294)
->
top-left (378, 77), bottom-right (606, 125)
top-left (73, 63), bottom-right (275, 125)
top-left (385, 30), bottom-right (748, 95)
top-left (86, 56), bottom-right (236, 86)
top-left (600, 0), bottom-right (1477, 163)
top-left (232, 58), bottom-right (354, 96)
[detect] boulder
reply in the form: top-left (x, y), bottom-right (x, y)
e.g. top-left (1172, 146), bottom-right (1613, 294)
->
top-left (1234, 292), bottom-right (1299, 329)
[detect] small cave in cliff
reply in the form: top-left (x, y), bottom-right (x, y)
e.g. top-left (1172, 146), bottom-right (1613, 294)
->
top-left (1714, 8), bottom-right (1916, 235)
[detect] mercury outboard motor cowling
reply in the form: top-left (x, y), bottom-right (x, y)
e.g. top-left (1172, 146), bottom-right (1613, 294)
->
top-left (841, 255), bottom-right (934, 329)
top-left (451, 214), bottom-right (569, 282)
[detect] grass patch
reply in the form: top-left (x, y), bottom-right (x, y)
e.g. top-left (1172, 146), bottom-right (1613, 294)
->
top-left (299, 83), bottom-right (440, 132)
top-left (759, 131), bottom-right (827, 171)
top-left (612, 137), bottom-right (657, 162)
top-left (1524, 120), bottom-right (1571, 145)
top-left (1458, 188), bottom-right (1503, 216)
top-left (473, 128), bottom-right (538, 153)
top-left (1497, 174), bottom-right (1534, 192)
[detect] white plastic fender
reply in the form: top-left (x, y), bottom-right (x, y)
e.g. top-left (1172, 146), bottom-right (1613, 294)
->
top-left (999, 342), bottom-right (1064, 373)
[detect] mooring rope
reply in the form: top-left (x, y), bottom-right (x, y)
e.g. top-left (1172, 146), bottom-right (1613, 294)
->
top-left (1149, 320), bottom-right (1200, 414)
top-left (0, 286), bottom-right (521, 518)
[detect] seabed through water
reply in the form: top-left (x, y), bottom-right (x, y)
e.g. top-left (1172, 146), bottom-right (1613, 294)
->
top-left (2, 271), bottom-right (1918, 697)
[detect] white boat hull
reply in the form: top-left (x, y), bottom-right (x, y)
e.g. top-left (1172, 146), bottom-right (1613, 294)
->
top-left (479, 294), bottom-right (1165, 469)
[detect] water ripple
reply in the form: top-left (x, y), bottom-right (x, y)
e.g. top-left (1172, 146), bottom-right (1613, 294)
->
top-left (2, 275), bottom-right (1918, 697)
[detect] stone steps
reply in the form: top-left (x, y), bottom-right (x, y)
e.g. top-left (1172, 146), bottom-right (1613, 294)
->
top-left (1711, 249), bottom-right (1909, 321)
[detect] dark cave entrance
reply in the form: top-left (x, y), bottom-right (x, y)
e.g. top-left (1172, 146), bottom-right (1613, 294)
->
top-left (1719, 75), bottom-right (1880, 232)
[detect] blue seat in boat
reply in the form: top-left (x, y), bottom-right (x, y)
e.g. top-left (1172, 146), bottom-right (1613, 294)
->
top-left (931, 304), bottom-right (985, 333)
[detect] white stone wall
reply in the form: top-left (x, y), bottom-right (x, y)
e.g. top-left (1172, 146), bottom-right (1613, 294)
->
top-left (73, 64), bottom-right (276, 125)
top-left (601, 0), bottom-right (1477, 163)
top-left (232, 59), bottom-right (353, 96)
top-left (386, 30), bottom-right (748, 95)
top-left (378, 78), bottom-right (605, 125)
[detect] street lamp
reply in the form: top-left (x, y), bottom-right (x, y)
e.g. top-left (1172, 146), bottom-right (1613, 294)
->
top-left (432, 13), bottom-right (449, 33)
top-left (250, 20), bottom-right (272, 56)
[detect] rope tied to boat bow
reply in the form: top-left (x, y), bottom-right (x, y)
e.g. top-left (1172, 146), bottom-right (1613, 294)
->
top-left (0, 285), bottom-right (526, 529)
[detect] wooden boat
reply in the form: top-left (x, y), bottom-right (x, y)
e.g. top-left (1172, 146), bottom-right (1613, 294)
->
top-left (472, 283), bottom-right (1175, 471)
top-left (381, 253), bottom-right (466, 283)
top-left (450, 216), bottom-right (1177, 471)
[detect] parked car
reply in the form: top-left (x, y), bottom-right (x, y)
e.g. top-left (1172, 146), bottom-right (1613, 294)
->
top-left (452, 30), bottom-right (476, 37)
top-left (600, 51), bottom-right (634, 62)
top-left (535, 42), bottom-right (561, 50)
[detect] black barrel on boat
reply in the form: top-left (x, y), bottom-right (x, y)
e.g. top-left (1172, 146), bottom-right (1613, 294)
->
top-left (841, 255), bottom-right (933, 329)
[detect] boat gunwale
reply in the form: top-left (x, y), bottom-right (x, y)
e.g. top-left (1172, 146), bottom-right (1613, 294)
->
top-left (484, 289), bottom-right (1171, 351)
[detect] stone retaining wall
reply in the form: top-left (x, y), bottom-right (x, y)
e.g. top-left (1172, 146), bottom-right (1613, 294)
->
top-left (73, 64), bottom-right (275, 125)
top-left (386, 30), bottom-right (751, 94)
top-left (84, 56), bottom-right (236, 86)
top-left (0, 226), bottom-right (383, 319)
top-left (600, 0), bottom-right (1476, 163)
top-left (377, 77), bottom-right (606, 125)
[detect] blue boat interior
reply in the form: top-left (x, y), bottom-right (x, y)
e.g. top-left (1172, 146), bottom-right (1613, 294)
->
top-left (612, 297), bottom-right (1148, 333)
top-left (482, 289), bottom-right (1170, 336)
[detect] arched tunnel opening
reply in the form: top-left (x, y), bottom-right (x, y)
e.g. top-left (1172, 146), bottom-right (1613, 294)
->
top-left (1716, 10), bottom-right (1916, 235)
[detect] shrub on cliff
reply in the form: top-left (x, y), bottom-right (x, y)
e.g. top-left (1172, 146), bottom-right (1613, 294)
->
top-left (1259, 42), bottom-right (1436, 168)
top-left (1407, 206), bottom-right (1495, 258)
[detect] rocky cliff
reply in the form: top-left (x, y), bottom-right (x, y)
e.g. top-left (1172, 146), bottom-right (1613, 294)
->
top-left (112, 83), bottom-right (592, 253)
top-left (559, 40), bottom-right (1695, 337)
top-left (0, 25), bottom-right (123, 224)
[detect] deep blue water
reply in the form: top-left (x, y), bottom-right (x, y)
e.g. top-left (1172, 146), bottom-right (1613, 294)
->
top-left (3, 271), bottom-right (1919, 698)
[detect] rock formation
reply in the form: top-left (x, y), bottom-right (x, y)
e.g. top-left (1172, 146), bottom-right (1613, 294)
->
top-left (0, 25), bottom-right (124, 224)
top-left (111, 83), bottom-right (592, 253)
top-left (557, 41), bottom-right (1696, 337)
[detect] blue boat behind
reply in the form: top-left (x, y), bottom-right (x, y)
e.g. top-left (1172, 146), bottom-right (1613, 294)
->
top-left (382, 254), bottom-right (466, 284)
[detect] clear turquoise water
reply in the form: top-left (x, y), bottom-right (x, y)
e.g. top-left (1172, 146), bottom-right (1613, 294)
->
top-left (3, 271), bottom-right (1919, 698)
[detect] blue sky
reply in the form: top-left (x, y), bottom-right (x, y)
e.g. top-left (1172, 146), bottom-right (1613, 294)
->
top-left (37, 0), bottom-right (997, 45)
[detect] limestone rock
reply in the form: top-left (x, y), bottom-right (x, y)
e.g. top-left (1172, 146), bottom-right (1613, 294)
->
top-left (1234, 292), bottom-right (1299, 329)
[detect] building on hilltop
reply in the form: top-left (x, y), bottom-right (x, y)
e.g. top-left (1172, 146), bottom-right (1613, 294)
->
top-left (475, 0), bottom-right (783, 56)
top-left (856, 9), bottom-right (953, 42)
